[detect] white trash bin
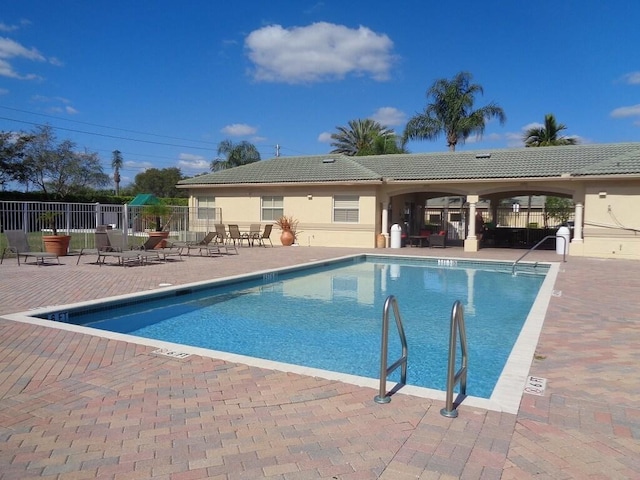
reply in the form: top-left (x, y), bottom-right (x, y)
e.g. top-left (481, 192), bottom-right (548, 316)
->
top-left (390, 224), bottom-right (402, 249)
top-left (556, 226), bottom-right (570, 255)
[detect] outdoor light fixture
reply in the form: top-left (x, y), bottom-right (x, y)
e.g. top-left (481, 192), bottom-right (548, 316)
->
top-left (307, 194), bottom-right (313, 200)
top-left (599, 191), bottom-right (607, 198)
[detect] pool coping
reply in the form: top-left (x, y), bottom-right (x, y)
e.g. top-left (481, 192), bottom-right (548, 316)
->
top-left (3, 253), bottom-right (558, 414)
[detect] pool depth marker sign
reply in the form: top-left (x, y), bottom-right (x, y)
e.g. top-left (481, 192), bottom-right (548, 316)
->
top-left (524, 375), bottom-right (547, 396)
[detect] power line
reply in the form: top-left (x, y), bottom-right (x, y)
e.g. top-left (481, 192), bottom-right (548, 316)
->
top-left (0, 105), bottom-right (219, 146)
top-left (0, 116), bottom-right (217, 152)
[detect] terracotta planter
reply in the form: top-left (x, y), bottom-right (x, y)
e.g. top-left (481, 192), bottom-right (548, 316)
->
top-left (280, 229), bottom-right (295, 246)
top-left (376, 234), bottom-right (386, 249)
top-left (42, 235), bottom-right (71, 256)
top-left (149, 231), bottom-right (170, 248)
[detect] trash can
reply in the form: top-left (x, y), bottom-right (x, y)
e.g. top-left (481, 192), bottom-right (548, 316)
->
top-left (390, 224), bottom-right (402, 249)
top-left (556, 226), bottom-right (570, 255)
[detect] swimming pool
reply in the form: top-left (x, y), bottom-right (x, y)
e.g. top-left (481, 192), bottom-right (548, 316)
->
top-left (21, 255), bottom-right (554, 409)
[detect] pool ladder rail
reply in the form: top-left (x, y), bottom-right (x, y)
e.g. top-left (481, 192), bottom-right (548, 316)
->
top-left (440, 300), bottom-right (468, 418)
top-left (374, 296), bottom-right (468, 419)
top-left (374, 295), bottom-right (407, 404)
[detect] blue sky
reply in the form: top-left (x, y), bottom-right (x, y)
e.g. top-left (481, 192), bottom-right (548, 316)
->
top-left (1, 1), bottom-right (639, 186)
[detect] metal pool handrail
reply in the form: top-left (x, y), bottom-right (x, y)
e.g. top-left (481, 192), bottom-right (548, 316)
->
top-left (374, 295), bottom-right (408, 404)
top-left (512, 235), bottom-right (566, 275)
top-left (440, 300), bottom-right (468, 418)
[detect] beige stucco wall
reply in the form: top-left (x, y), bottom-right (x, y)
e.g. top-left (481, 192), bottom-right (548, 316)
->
top-left (580, 183), bottom-right (640, 259)
top-left (190, 185), bottom-right (379, 248)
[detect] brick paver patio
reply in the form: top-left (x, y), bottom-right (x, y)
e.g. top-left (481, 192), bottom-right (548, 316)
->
top-left (0, 246), bottom-right (638, 479)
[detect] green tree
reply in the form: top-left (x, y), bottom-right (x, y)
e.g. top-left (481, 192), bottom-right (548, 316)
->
top-left (111, 150), bottom-right (124, 196)
top-left (330, 119), bottom-right (402, 156)
top-left (21, 126), bottom-right (109, 198)
top-left (523, 114), bottom-right (577, 147)
top-left (0, 131), bottom-right (35, 188)
top-left (544, 196), bottom-right (574, 226)
top-left (210, 140), bottom-right (261, 171)
top-left (404, 71), bottom-right (506, 151)
top-left (132, 167), bottom-right (186, 197)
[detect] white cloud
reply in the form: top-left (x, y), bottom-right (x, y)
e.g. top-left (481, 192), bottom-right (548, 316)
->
top-left (245, 22), bottom-right (396, 84)
top-left (0, 57), bottom-right (39, 79)
top-left (0, 36), bottom-right (45, 61)
top-left (621, 72), bottom-right (640, 85)
top-left (221, 123), bottom-right (257, 136)
top-left (610, 104), bottom-right (640, 118)
top-left (370, 107), bottom-right (405, 127)
top-left (178, 153), bottom-right (209, 172)
top-left (0, 19), bottom-right (30, 33)
top-left (125, 160), bottom-right (154, 171)
top-left (317, 132), bottom-right (332, 143)
top-left (521, 122), bottom-right (543, 131)
top-left (0, 36), bottom-right (49, 79)
top-left (31, 95), bottom-right (78, 114)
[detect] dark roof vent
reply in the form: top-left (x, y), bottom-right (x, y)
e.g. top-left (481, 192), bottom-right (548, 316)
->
top-left (475, 153), bottom-right (491, 159)
top-left (322, 158), bottom-right (336, 164)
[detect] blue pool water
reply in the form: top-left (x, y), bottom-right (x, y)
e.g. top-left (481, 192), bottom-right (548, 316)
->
top-left (40, 256), bottom-right (547, 399)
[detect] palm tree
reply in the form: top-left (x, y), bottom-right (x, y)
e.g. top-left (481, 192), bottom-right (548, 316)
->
top-left (330, 119), bottom-right (402, 156)
top-left (522, 114), bottom-right (577, 232)
top-left (404, 71), bottom-right (506, 151)
top-left (210, 140), bottom-right (261, 171)
top-left (523, 114), bottom-right (577, 147)
top-left (111, 150), bottom-right (123, 196)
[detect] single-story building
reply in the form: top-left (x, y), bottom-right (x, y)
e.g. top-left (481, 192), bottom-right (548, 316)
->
top-left (177, 142), bottom-right (640, 260)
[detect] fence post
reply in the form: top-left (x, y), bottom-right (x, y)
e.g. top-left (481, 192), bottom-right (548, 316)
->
top-left (123, 204), bottom-right (129, 240)
top-left (94, 203), bottom-right (101, 229)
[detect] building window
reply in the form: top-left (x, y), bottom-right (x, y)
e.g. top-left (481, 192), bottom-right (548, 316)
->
top-left (262, 196), bottom-right (283, 221)
top-left (333, 195), bottom-right (359, 223)
top-left (196, 196), bottom-right (216, 220)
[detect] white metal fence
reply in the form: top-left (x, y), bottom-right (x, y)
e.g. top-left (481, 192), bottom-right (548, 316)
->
top-left (0, 201), bottom-right (222, 250)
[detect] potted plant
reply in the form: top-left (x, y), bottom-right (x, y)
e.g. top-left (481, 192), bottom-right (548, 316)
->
top-left (142, 203), bottom-right (173, 248)
top-left (275, 215), bottom-right (298, 246)
top-left (40, 212), bottom-right (72, 256)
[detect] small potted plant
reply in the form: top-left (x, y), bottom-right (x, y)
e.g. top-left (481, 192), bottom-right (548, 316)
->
top-left (142, 203), bottom-right (173, 248)
top-left (275, 215), bottom-right (298, 246)
top-left (40, 212), bottom-right (72, 256)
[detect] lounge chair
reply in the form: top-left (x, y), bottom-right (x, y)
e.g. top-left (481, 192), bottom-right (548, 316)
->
top-left (97, 230), bottom-right (148, 266)
top-left (214, 224), bottom-right (228, 244)
top-left (228, 224), bottom-right (250, 247)
top-left (131, 233), bottom-right (185, 261)
top-left (0, 230), bottom-right (60, 266)
top-left (247, 224), bottom-right (262, 246)
top-left (75, 228), bottom-right (113, 264)
top-left (169, 232), bottom-right (218, 256)
top-left (256, 224), bottom-right (273, 247)
top-left (429, 230), bottom-right (448, 248)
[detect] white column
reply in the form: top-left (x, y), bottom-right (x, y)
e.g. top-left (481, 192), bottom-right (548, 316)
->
top-left (464, 195), bottom-right (480, 252)
top-left (572, 202), bottom-right (584, 242)
top-left (381, 201), bottom-right (390, 247)
top-left (381, 201), bottom-right (389, 235)
top-left (468, 202), bottom-right (477, 239)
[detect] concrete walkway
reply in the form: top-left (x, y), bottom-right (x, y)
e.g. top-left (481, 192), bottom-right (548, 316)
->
top-left (0, 246), bottom-right (638, 479)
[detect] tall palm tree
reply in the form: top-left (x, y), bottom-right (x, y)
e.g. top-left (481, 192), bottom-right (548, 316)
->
top-left (330, 119), bottom-right (402, 156)
top-left (111, 150), bottom-right (123, 196)
top-left (523, 114), bottom-right (577, 147)
top-left (210, 140), bottom-right (261, 171)
top-left (404, 71), bottom-right (506, 151)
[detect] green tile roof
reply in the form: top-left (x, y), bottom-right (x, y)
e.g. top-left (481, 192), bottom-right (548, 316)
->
top-left (178, 143), bottom-right (640, 187)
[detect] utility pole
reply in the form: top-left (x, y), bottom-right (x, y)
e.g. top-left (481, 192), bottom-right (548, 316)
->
top-left (275, 144), bottom-right (280, 157)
